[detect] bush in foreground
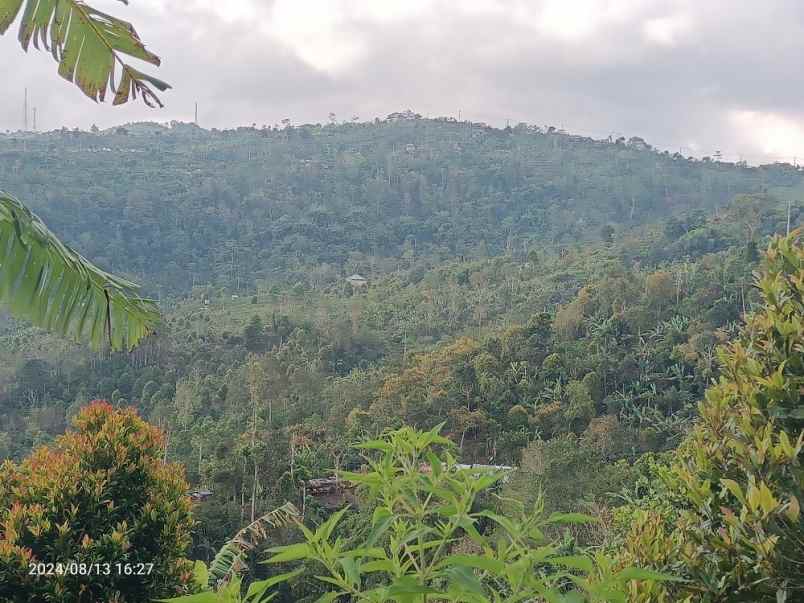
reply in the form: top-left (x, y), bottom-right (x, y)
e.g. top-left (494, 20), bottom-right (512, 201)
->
top-left (0, 401), bottom-right (194, 602)
top-left (262, 425), bottom-right (673, 602)
top-left (620, 231), bottom-right (804, 602)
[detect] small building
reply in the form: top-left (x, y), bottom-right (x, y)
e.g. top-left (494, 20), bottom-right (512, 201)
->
top-left (386, 110), bottom-right (421, 121)
top-left (305, 477), bottom-right (357, 509)
top-left (418, 463), bottom-right (515, 485)
top-left (189, 489), bottom-right (213, 502)
top-left (346, 274), bottom-right (367, 288)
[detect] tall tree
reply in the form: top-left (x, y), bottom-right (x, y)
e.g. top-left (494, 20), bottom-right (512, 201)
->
top-left (622, 231), bottom-right (804, 601)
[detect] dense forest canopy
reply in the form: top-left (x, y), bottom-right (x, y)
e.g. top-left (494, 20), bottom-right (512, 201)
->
top-left (2, 116), bottom-right (801, 295)
top-left (1, 115), bottom-right (802, 601)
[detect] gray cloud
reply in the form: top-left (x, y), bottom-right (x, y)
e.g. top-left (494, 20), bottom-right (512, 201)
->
top-left (2, 0), bottom-right (803, 164)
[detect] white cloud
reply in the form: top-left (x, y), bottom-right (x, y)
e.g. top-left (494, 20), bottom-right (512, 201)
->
top-left (642, 13), bottom-right (693, 46)
top-left (265, 0), bottom-right (434, 74)
top-left (729, 110), bottom-right (804, 163)
top-left (2, 0), bottom-right (804, 166)
top-left (531, 0), bottom-right (646, 41)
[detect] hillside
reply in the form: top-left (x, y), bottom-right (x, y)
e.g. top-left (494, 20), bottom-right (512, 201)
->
top-left (1, 118), bottom-right (802, 599)
top-left (2, 117), bottom-right (801, 296)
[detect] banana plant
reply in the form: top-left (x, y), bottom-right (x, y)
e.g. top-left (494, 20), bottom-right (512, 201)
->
top-left (0, 191), bottom-right (160, 350)
top-left (158, 561), bottom-right (301, 603)
top-left (0, 0), bottom-right (169, 106)
top-left (0, 1), bottom-right (168, 348)
top-left (161, 504), bottom-right (301, 603)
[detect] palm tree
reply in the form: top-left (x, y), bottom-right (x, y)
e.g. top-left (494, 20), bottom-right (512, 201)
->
top-left (0, 0), bottom-right (169, 350)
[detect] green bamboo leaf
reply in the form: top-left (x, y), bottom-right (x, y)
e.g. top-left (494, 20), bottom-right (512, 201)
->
top-left (361, 559), bottom-right (395, 573)
top-left (439, 554), bottom-right (506, 574)
top-left (339, 557), bottom-right (360, 588)
top-left (265, 543), bottom-right (311, 564)
top-left (445, 565), bottom-right (485, 596)
top-left (720, 478), bottom-right (746, 505)
top-left (245, 569), bottom-right (303, 601)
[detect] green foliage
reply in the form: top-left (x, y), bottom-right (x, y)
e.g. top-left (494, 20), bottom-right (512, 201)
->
top-left (158, 560), bottom-right (301, 603)
top-left (265, 425), bottom-right (673, 602)
top-left (243, 316), bottom-right (267, 353)
top-left (621, 232), bottom-right (804, 601)
top-left (207, 503), bottom-right (299, 588)
top-left (505, 416), bottom-right (636, 518)
top-left (1, 121), bottom-right (798, 297)
top-left (161, 504), bottom-right (301, 603)
top-left (0, 401), bottom-right (194, 602)
top-left (0, 191), bottom-right (160, 350)
top-left (0, 0), bottom-right (169, 106)
top-left (0, 116), bottom-right (801, 600)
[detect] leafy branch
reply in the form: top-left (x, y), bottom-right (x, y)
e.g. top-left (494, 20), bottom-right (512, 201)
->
top-left (208, 502), bottom-right (300, 588)
top-left (0, 0), bottom-right (170, 106)
top-left (0, 191), bottom-right (160, 350)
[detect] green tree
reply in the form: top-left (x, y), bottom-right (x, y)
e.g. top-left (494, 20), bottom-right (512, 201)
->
top-left (644, 271), bottom-right (674, 311)
top-left (564, 380), bottom-right (595, 431)
top-left (243, 316), bottom-right (266, 353)
top-left (263, 425), bottom-right (673, 602)
top-left (0, 401), bottom-right (195, 602)
top-left (621, 231), bottom-right (804, 601)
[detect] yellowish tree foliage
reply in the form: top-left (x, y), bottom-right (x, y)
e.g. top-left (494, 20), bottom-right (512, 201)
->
top-left (622, 231), bottom-right (803, 602)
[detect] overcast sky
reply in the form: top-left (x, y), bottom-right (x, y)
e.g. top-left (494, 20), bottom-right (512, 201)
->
top-left (2, 0), bottom-right (803, 164)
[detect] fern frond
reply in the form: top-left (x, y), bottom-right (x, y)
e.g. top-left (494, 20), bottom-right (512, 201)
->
top-left (0, 0), bottom-right (169, 106)
top-left (0, 191), bottom-right (160, 351)
top-left (208, 502), bottom-right (300, 588)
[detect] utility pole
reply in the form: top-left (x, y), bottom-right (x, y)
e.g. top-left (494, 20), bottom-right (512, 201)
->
top-left (194, 101), bottom-right (198, 125)
top-left (32, 107), bottom-right (37, 131)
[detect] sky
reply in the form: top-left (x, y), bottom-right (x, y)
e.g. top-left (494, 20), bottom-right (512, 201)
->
top-left (2, 0), bottom-right (804, 165)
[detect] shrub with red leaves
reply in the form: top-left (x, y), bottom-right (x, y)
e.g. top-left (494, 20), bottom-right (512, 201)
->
top-left (0, 401), bottom-right (194, 602)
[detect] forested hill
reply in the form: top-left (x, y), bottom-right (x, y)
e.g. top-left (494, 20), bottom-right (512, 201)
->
top-left (3, 112), bottom-right (804, 598)
top-left (2, 115), bottom-right (803, 294)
